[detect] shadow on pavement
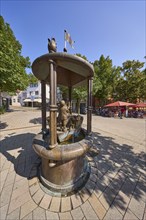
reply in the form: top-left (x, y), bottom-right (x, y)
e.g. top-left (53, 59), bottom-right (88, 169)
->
top-left (29, 117), bottom-right (42, 124)
top-left (90, 132), bottom-right (145, 212)
top-left (0, 133), bottom-right (41, 178)
top-left (0, 122), bottom-right (8, 129)
top-left (0, 131), bottom-right (145, 213)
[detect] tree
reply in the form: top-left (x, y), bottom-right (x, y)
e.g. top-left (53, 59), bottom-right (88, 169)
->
top-left (93, 55), bottom-right (120, 106)
top-left (27, 73), bottom-right (38, 84)
top-left (0, 16), bottom-right (30, 101)
top-left (115, 60), bottom-right (145, 102)
top-left (72, 86), bottom-right (87, 114)
top-left (72, 54), bottom-right (88, 113)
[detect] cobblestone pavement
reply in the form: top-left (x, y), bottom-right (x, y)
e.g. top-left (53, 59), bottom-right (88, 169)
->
top-left (0, 108), bottom-right (145, 220)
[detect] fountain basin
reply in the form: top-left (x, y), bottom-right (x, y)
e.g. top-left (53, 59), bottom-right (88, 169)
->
top-left (33, 129), bottom-right (91, 195)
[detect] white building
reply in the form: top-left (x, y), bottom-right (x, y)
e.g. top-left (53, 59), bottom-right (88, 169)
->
top-left (11, 82), bottom-right (62, 107)
top-left (11, 82), bottom-right (50, 107)
top-left (23, 82), bottom-right (50, 107)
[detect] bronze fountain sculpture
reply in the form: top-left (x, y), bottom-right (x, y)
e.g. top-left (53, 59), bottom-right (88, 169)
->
top-left (32, 38), bottom-right (94, 196)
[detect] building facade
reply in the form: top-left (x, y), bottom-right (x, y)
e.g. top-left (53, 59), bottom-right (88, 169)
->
top-left (11, 82), bottom-right (62, 107)
top-left (11, 82), bottom-right (50, 107)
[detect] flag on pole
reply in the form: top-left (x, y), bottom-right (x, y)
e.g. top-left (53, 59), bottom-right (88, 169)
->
top-left (64, 30), bottom-right (75, 49)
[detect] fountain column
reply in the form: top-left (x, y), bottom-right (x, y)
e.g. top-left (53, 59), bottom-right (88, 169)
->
top-left (87, 76), bottom-right (93, 134)
top-left (41, 80), bottom-right (46, 133)
top-left (68, 86), bottom-right (72, 114)
top-left (49, 60), bottom-right (58, 148)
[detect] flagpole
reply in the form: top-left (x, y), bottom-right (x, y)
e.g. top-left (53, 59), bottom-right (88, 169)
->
top-left (64, 30), bottom-right (67, 52)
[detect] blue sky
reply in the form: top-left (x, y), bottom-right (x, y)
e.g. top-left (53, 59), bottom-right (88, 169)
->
top-left (1, 0), bottom-right (145, 71)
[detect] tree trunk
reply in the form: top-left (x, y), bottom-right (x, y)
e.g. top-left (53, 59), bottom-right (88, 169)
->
top-left (0, 91), bottom-right (3, 107)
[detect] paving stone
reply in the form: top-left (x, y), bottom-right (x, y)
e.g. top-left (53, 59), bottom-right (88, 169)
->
top-left (79, 187), bottom-right (90, 202)
top-left (15, 174), bottom-right (25, 183)
top-left (32, 188), bottom-right (45, 205)
top-left (46, 210), bottom-right (59, 220)
top-left (11, 183), bottom-right (28, 201)
top-left (98, 162), bottom-right (111, 175)
top-left (97, 170), bottom-right (104, 179)
top-left (132, 180), bottom-right (146, 203)
top-left (81, 200), bottom-right (99, 219)
top-left (0, 183), bottom-right (13, 207)
top-left (0, 169), bottom-right (9, 183)
top-left (107, 169), bottom-right (119, 179)
top-left (112, 177), bottom-right (137, 215)
top-left (13, 178), bottom-right (28, 190)
top-left (85, 179), bottom-right (95, 194)
top-left (99, 187), bottom-right (117, 210)
top-left (71, 207), bottom-right (84, 220)
top-left (2, 160), bottom-right (11, 171)
top-left (113, 190), bottom-right (130, 215)
top-left (29, 181), bottom-right (40, 196)
top-left (71, 193), bottom-right (82, 209)
top-left (61, 196), bottom-right (71, 212)
top-left (39, 194), bottom-right (52, 210)
top-left (28, 177), bottom-right (38, 187)
top-left (22, 212), bottom-right (33, 220)
top-left (59, 211), bottom-right (73, 220)
top-left (49, 196), bottom-right (61, 212)
top-left (90, 173), bottom-right (98, 182)
top-left (88, 192), bottom-right (106, 220)
top-left (103, 205), bottom-right (123, 220)
top-left (0, 155), bottom-right (7, 170)
top-left (94, 180), bottom-right (107, 198)
top-left (29, 167), bottom-right (38, 178)
top-left (33, 206), bottom-right (46, 220)
top-left (1, 109), bottom-right (146, 220)
top-left (108, 172), bottom-right (125, 193)
top-left (0, 180), bottom-right (5, 194)
top-left (6, 207), bottom-right (20, 220)
top-left (143, 208), bottom-right (146, 220)
top-left (16, 163), bottom-right (25, 176)
top-left (128, 197), bottom-right (145, 219)
top-left (123, 208), bottom-right (139, 220)
top-left (99, 172), bottom-right (112, 186)
top-left (20, 199), bottom-right (37, 219)
top-left (90, 166), bottom-right (98, 175)
top-left (9, 163), bottom-right (14, 173)
top-left (8, 191), bottom-right (31, 214)
top-left (0, 204), bottom-right (8, 220)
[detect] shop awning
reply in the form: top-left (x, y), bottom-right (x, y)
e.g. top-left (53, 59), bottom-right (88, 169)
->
top-left (23, 98), bottom-right (49, 103)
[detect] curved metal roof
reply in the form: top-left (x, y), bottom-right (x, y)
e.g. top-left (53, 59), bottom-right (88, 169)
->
top-left (32, 52), bottom-right (94, 87)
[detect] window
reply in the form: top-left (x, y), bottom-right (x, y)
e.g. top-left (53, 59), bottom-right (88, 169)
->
top-left (30, 83), bottom-right (38, 88)
top-left (13, 99), bottom-right (16, 103)
top-left (35, 91), bottom-right (39, 95)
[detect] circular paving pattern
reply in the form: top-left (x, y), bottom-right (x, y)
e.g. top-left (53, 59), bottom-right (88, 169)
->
top-left (28, 155), bottom-right (98, 212)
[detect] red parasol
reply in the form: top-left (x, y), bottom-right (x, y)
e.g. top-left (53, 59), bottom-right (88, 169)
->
top-left (134, 103), bottom-right (146, 108)
top-left (104, 101), bottom-right (135, 107)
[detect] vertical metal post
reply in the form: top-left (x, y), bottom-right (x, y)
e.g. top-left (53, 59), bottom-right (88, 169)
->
top-left (87, 77), bottom-right (93, 134)
top-left (49, 60), bottom-right (58, 148)
top-left (41, 80), bottom-right (46, 133)
top-left (68, 86), bottom-right (72, 114)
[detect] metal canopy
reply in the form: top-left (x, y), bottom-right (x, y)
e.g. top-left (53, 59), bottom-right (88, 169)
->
top-left (32, 52), bottom-right (94, 87)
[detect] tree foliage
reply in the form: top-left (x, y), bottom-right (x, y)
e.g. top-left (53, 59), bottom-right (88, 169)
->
top-left (27, 73), bottom-right (38, 84)
top-left (115, 60), bottom-right (145, 102)
top-left (93, 55), bottom-right (121, 106)
top-left (0, 16), bottom-right (31, 93)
